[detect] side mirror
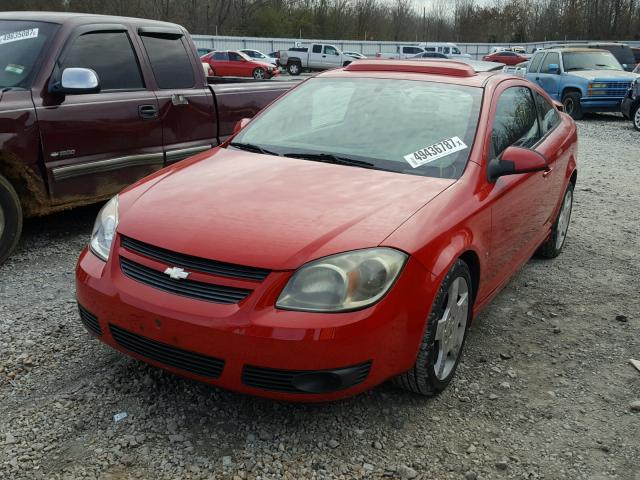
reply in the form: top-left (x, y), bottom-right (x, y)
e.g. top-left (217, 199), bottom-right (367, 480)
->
top-left (488, 146), bottom-right (547, 182)
top-left (50, 68), bottom-right (100, 95)
top-left (233, 117), bottom-right (251, 134)
top-left (547, 63), bottom-right (560, 74)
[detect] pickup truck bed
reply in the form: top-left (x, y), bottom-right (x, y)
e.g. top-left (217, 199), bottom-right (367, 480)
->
top-left (0, 11), bottom-right (295, 264)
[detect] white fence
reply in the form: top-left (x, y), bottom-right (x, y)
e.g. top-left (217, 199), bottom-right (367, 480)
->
top-left (192, 35), bottom-right (640, 59)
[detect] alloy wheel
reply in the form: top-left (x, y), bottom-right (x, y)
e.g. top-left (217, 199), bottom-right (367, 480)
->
top-left (433, 277), bottom-right (469, 380)
top-left (634, 107), bottom-right (640, 131)
top-left (254, 68), bottom-right (265, 79)
top-left (555, 188), bottom-right (573, 250)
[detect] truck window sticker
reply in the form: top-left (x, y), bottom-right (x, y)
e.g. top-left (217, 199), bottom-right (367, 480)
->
top-left (403, 136), bottom-right (468, 168)
top-left (0, 28), bottom-right (39, 45)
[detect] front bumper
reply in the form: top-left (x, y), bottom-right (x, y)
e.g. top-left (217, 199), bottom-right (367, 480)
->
top-left (75, 243), bottom-right (435, 401)
top-left (580, 96), bottom-right (625, 112)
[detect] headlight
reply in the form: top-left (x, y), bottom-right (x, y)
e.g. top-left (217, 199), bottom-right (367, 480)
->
top-left (276, 248), bottom-right (407, 312)
top-left (90, 195), bottom-right (118, 261)
top-left (588, 82), bottom-right (607, 89)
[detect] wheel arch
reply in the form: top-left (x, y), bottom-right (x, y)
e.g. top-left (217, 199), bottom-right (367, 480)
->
top-left (561, 85), bottom-right (583, 99)
top-left (0, 152), bottom-right (49, 217)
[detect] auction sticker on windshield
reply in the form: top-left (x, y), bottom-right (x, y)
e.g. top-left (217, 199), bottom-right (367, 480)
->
top-left (404, 136), bottom-right (468, 168)
top-left (0, 28), bottom-right (39, 45)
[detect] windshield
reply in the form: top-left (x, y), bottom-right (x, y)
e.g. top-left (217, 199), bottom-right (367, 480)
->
top-left (231, 77), bottom-right (482, 179)
top-left (597, 45), bottom-right (635, 65)
top-left (563, 51), bottom-right (622, 71)
top-left (0, 20), bottom-right (58, 89)
top-left (452, 47), bottom-right (461, 54)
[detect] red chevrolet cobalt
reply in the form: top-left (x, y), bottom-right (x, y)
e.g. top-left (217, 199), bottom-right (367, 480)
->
top-left (76, 60), bottom-right (577, 401)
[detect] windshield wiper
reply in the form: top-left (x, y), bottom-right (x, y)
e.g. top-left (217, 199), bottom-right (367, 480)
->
top-left (229, 142), bottom-right (280, 156)
top-left (283, 152), bottom-right (377, 169)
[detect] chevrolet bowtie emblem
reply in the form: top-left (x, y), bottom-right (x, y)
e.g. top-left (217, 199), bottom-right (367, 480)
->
top-left (164, 267), bottom-right (190, 280)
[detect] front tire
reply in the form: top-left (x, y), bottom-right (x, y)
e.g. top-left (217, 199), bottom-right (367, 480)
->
top-left (393, 259), bottom-right (472, 396)
top-left (633, 104), bottom-right (640, 132)
top-left (287, 62), bottom-right (301, 75)
top-left (0, 174), bottom-right (23, 265)
top-left (537, 182), bottom-right (574, 258)
top-left (252, 68), bottom-right (266, 80)
top-left (562, 92), bottom-right (583, 120)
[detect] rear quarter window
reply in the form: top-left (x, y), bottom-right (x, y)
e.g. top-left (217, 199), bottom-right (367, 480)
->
top-left (140, 34), bottom-right (195, 89)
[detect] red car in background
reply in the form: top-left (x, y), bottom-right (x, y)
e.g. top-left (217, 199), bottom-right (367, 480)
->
top-left (77, 61), bottom-right (577, 402)
top-left (482, 51), bottom-right (529, 65)
top-left (202, 50), bottom-right (280, 79)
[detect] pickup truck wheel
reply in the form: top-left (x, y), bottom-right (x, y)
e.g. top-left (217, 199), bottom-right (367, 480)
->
top-left (633, 104), bottom-right (640, 132)
top-left (0, 174), bottom-right (22, 265)
top-left (562, 92), bottom-right (583, 120)
top-left (536, 182), bottom-right (574, 259)
top-left (392, 259), bottom-right (472, 396)
top-left (252, 68), bottom-right (266, 80)
top-left (287, 62), bottom-right (301, 76)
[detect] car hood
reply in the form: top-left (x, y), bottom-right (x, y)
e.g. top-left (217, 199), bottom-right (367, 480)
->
top-left (118, 148), bottom-right (454, 270)
top-left (568, 69), bottom-right (638, 81)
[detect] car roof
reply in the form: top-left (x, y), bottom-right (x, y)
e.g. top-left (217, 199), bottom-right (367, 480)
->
top-left (544, 47), bottom-right (610, 53)
top-left (320, 60), bottom-right (504, 87)
top-left (0, 10), bottom-right (181, 29)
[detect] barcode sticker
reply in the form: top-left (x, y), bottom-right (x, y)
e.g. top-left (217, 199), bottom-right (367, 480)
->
top-left (404, 136), bottom-right (468, 168)
top-left (0, 28), bottom-right (39, 45)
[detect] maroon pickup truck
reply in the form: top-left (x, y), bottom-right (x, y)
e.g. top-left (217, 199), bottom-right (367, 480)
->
top-left (0, 12), bottom-right (294, 264)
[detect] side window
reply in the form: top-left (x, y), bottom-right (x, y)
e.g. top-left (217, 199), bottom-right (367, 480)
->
top-left (443, 47), bottom-right (450, 54)
top-left (528, 53), bottom-right (544, 73)
top-left (312, 44), bottom-right (322, 54)
top-left (212, 51), bottom-right (227, 61)
top-left (140, 34), bottom-right (195, 89)
top-left (534, 91), bottom-right (561, 136)
top-left (324, 45), bottom-right (337, 55)
top-left (61, 31), bottom-right (143, 91)
top-left (491, 87), bottom-right (541, 158)
top-left (228, 52), bottom-right (242, 61)
top-left (540, 52), bottom-right (560, 73)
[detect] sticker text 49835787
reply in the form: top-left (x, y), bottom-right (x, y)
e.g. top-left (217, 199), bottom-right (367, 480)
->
top-left (404, 136), bottom-right (468, 168)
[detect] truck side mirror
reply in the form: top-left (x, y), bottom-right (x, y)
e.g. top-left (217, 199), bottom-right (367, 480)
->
top-left (547, 63), bottom-right (560, 74)
top-left (50, 68), bottom-right (100, 95)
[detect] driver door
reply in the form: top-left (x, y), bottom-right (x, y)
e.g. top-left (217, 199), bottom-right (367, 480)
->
top-left (535, 52), bottom-right (561, 100)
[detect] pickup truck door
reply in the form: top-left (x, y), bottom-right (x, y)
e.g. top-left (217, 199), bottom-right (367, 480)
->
top-left (534, 52), bottom-right (562, 101)
top-left (36, 25), bottom-right (164, 203)
top-left (138, 29), bottom-right (217, 164)
top-left (321, 45), bottom-right (343, 68)
top-left (308, 44), bottom-right (324, 69)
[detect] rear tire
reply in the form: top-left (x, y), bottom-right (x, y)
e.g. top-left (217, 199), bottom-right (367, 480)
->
top-left (393, 259), bottom-right (472, 396)
top-left (537, 182), bottom-right (574, 259)
top-left (287, 62), bottom-right (301, 76)
top-left (633, 104), bottom-right (640, 132)
top-left (562, 92), bottom-right (583, 120)
top-left (0, 174), bottom-right (22, 265)
top-left (252, 67), bottom-right (266, 80)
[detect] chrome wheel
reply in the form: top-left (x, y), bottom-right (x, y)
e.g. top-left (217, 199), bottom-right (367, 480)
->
top-left (253, 68), bottom-right (265, 80)
top-left (0, 203), bottom-right (4, 239)
top-left (555, 188), bottom-right (573, 250)
top-left (434, 277), bottom-right (469, 380)
top-left (288, 63), bottom-right (300, 75)
top-left (634, 107), bottom-right (640, 131)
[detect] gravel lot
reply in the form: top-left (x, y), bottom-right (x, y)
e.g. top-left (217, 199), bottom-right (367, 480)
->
top-left (1, 114), bottom-right (639, 480)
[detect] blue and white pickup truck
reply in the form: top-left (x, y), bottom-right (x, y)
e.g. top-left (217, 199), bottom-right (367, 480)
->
top-left (525, 47), bottom-right (638, 119)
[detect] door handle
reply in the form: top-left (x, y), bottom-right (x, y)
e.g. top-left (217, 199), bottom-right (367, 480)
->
top-left (322, 55), bottom-right (326, 58)
top-left (138, 104), bottom-right (158, 119)
top-left (536, 77), bottom-right (540, 80)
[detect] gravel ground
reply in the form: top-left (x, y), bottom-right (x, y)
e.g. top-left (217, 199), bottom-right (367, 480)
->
top-left (1, 114), bottom-right (639, 480)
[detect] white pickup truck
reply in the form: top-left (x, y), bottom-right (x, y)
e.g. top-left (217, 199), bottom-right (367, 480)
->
top-left (278, 43), bottom-right (354, 75)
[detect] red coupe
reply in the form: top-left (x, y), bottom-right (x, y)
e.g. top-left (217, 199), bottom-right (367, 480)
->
top-left (482, 51), bottom-right (529, 65)
top-left (76, 60), bottom-right (577, 401)
top-left (202, 50), bottom-right (279, 79)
